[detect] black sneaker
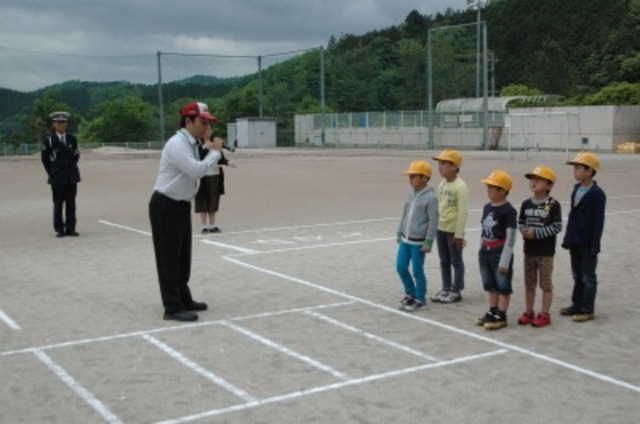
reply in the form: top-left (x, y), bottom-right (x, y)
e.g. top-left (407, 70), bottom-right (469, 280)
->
top-left (475, 311), bottom-right (493, 326)
top-left (399, 295), bottom-right (414, 308)
top-left (210, 227), bottom-right (221, 233)
top-left (403, 299), bottom-right (425, 312)
top-left (560, 305), bottom-right (580, 316)
top-left (484, 312), bottom-right (507, 330)
top-left (186, 301), bottom-right (208, 311)
top-left (163, 310), bottom-right (198, 322)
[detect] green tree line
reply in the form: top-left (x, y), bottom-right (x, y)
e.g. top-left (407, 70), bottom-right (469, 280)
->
top-left (2, 0), bottom-right (640, 148)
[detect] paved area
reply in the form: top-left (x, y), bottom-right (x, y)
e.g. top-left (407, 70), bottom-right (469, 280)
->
top-left (1, 147), bottom-right (639, 423)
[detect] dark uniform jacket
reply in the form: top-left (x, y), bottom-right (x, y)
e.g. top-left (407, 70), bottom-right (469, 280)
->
top-left (562, 182), bottom-right (606, 256)
top-left (41, 132), bottom-right (81, 186)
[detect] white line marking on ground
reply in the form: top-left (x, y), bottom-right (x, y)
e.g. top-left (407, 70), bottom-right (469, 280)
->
top-left (216, 218), bottom-right (397, 235)
top-left (98, 220), bottom-right (151, 236)
top-left (200, 239), bottom-right (258, 254)
top-left (0, 308), bottom-right (21, 330)
top-left (606, 209), bottom-right (640, 215)
top-left (219, 321), bottom-right (348, 380)
top-left (246, 237), bottom-right (394, 255)
top-left (33, 349), bottom-right (123, 424)
top-left (142, 334), bottom-right (257, 403)
top-left (304, 310), bottom-right (439, 362)
top-left (224, 256), bottom-right (640, 394)
top-left (157, 348), bottom-right (508, 424)
top-left (1, 301), bottom-right (355, 357)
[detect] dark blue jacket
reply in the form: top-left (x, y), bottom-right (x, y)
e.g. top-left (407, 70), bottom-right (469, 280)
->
top-left (41, 132), bottom-right (81, 186)
top-left (562, 181), bottom-right (606, 256)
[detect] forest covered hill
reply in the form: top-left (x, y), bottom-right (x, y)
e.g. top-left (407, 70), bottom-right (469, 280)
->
top-left (2, 0), bottom-right (640, 145)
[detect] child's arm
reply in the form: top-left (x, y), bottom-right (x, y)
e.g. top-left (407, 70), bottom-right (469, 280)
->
top-left (397, 197), bottom-right (409, 243)
top-left (499, 227), bottom-right (517, 272)
top-left (453, 182), bottom-right (469, 248)
top-left (589, 190), bottom-right (607, 255)
top-left (533, 199), bottom-right (563, 239)
top-left (423, 196), bottom-right (439, 252)
top-left (518, 201), bottom-right (528, 234)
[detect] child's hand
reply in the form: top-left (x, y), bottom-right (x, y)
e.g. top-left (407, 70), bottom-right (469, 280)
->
top-left (421, 246), bottom-right (432, 253)
top-left (522, 228), bottom-right (535, 240)
top-left (454, 238), bottom-right (467, 250)
top-left (499, 266), bottom-right (509, 274)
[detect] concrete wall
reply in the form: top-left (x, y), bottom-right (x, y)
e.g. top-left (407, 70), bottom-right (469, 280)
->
top-left (294, 106), bottom-right (640, 152)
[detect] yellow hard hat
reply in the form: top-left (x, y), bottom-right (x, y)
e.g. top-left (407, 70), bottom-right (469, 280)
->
top-left (525, 165), bottom-right (557, 184)
top-left (432, 149), bottom-right (462, 168)
top-left (566, 151), bottom-right (600, 171)
top-left (404, 160), bottom-right (432, 178)
top-left (482, 169), bottom-right (513, 192)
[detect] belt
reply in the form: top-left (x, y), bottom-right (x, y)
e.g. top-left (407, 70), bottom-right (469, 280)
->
top-left (483, 238), bottom-right (506, 248)
top-left (404, 235), bottom-right (425, 242)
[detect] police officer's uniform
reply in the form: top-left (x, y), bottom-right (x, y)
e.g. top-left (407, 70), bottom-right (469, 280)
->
top-left (41, 111), bottom-right (81, 237)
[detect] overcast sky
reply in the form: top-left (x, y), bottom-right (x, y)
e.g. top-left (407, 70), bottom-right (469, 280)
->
top-left (0, 0), bottom-right (470, 92)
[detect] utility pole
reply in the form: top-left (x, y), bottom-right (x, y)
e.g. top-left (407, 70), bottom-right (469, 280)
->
top-left (157, 51), bottom-right (165, 144)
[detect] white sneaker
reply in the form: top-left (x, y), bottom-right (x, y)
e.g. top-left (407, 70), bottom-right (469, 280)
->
top-left (440, 291), bottom-right (462, 303)
top-left (431, 290), bottom-right (449, 303)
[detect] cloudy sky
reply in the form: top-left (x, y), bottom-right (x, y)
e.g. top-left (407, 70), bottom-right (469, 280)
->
top-left (0, 0), bottom-right (470, 92)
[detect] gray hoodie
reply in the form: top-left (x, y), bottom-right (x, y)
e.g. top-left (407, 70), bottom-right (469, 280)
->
top-left (397, 186), bottom-right (439, 248)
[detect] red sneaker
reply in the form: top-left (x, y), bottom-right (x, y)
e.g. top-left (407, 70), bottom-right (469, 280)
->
top-left (532, 312), bottom-right (551, 327)
top-left (518, 310), bottom-right (535, 325)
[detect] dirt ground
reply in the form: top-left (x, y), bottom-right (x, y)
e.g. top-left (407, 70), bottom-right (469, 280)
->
top-left (1, 147), bottom-right (639, 423)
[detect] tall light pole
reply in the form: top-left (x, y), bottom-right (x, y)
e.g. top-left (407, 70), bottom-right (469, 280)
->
top-left (467, 0), bottom-right (484, 98)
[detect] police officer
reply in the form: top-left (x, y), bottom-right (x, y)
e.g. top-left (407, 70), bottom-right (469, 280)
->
top-left (41, 111), bottom-right (81, 237)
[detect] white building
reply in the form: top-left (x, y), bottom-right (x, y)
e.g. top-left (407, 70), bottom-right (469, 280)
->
top-left (294, 99), bottom-right (640, 152)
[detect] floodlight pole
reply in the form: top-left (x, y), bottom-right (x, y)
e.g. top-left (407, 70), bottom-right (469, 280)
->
top-left (157, 51), bottom-right (165, 144)
top-left (468, 0), bottom-right (484, 99)
top-left (427, 21), bottom-right (479, 151)
top-left (482, 21), bottom-right (489, 150)
top-left (320, 46), bottom-right (326, 146)
top-left (258, 56), bottom-right (263, 117)
top-left (427, 31), bottom-right (434, 150)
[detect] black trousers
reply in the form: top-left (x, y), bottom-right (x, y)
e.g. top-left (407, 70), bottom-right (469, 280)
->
top-left (149, 191), bottom-right (194, 314)
top-left (51, 184), bottom-right (77, 233)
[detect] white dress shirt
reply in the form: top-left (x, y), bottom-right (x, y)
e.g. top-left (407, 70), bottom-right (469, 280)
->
top-left (153, 129), bottom-right (221, 201)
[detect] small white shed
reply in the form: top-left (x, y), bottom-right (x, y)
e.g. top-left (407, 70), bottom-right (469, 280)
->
top-left (229, 117), bottom-right (277, 148)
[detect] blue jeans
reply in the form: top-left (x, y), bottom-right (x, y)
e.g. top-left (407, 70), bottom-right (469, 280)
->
top-left (436, 230), bottom-right (465, 291)
top-left (569, 246), bottom-right (598, 313)
top-left (396, 241), bottom-right (427, 303)
top-left (478, 249), bottom-right (513, 295)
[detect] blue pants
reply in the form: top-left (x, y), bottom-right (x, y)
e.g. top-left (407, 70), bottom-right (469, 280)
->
top-left (569, 246), bottom-right (598, 313)
top-left (436, 230), bottom-right (465, 291)
top-left (479, 248), bottom-right (513, 295)
top-left (396, 241), bottom-right (427, 303)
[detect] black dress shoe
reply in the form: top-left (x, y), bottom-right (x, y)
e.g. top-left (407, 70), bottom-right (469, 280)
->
top-left (65, 231), bottom-right (79, 237)
top-left (163, 310), bottom-right (198, 322)
top-left (187, 301), bottom-right (208, 311)
top-left (56, 232), bottom-right (65, 238)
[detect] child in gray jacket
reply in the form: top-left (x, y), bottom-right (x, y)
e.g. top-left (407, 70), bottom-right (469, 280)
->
top-left (396, 161), bottom-right (439, 312)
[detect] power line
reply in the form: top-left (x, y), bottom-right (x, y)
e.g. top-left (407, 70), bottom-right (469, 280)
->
top-left (0, 45), bottom-right (153, 59)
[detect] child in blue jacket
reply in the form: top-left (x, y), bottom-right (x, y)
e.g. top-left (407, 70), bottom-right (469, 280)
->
top-left (560, 152), bottom-right (606, 322)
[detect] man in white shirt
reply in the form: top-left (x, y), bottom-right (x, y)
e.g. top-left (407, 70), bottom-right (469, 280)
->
top-left (149, 102), bottom-right (223, 322)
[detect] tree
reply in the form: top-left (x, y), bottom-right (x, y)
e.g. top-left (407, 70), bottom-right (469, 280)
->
top-left (30, 91), bottom-right (77, 141)
top-left (80, 96), bottom-right (155, 144)
top-left (583, 82), bottom-right (640, 105)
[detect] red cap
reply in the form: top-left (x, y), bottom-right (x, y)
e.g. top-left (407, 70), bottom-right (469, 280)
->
top-left (181, 102), bottom-right (218, 122)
